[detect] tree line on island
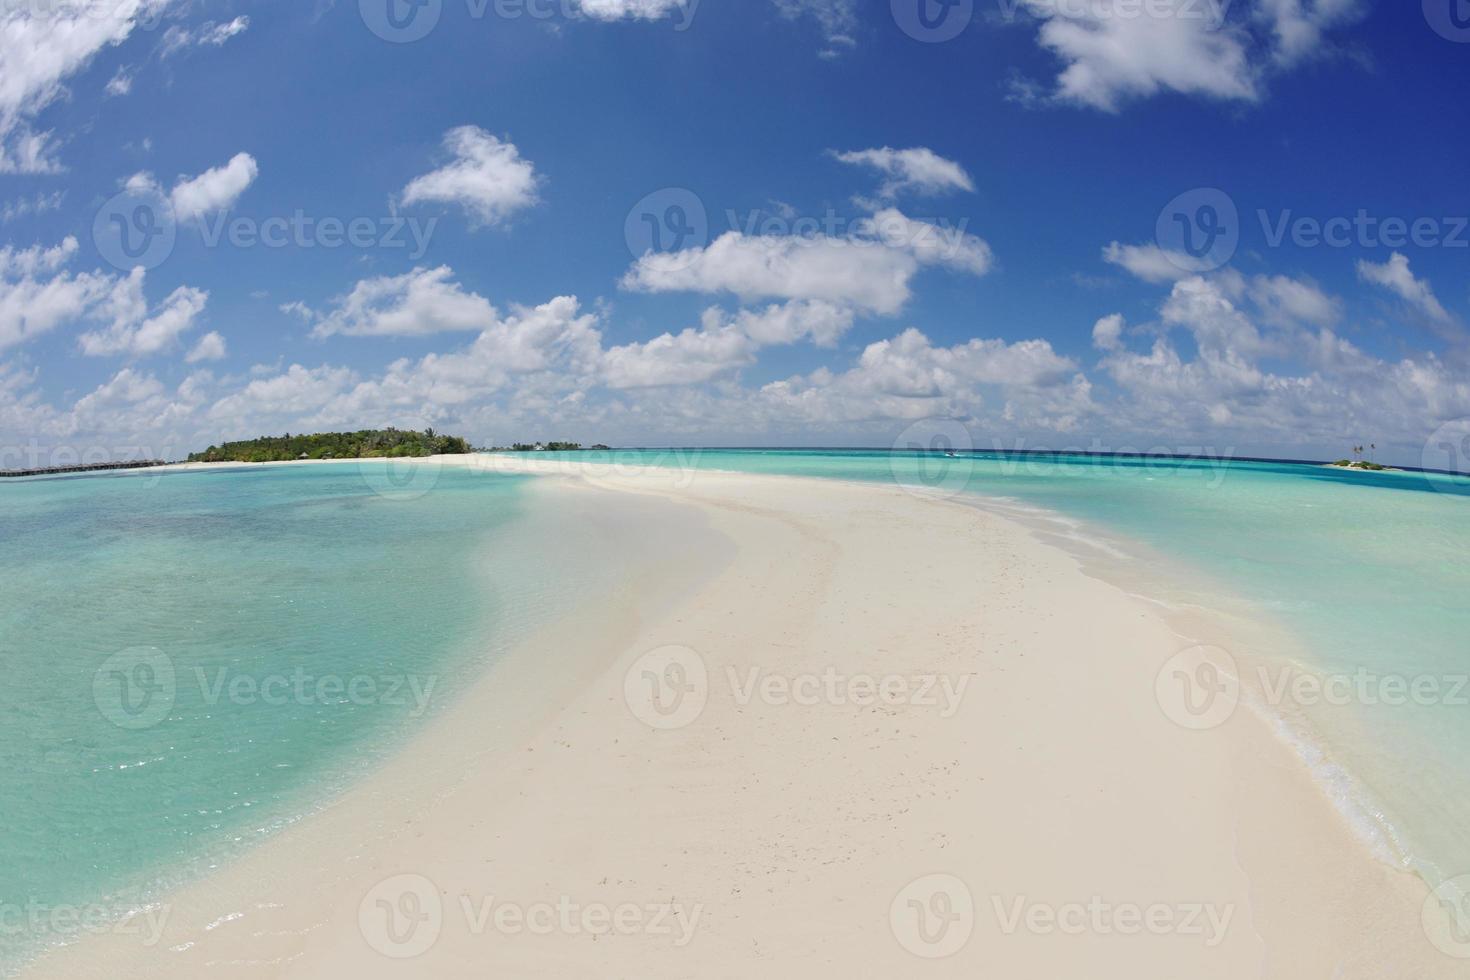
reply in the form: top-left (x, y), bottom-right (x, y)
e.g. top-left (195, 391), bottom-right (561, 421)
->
top-left (187, 430), bottom-right (613, 463)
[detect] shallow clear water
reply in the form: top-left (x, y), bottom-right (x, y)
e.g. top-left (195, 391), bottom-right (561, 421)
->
top-left (0, 462), bottom-right (554, 970)
top-left (525, 448), bottom-right (1470, 888)
top-left (4, 451), bottom-right (1469, 971)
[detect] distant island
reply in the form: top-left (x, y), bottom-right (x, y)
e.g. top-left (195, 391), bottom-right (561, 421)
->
top-left (188, 429), bottom-right (473, 463)
top-left (494, 442), bottom-right (612, 452)
top-left (1327, 460), bottom-right (1399, 472)
top-left (1326, 444), bottom-right (1399, 472)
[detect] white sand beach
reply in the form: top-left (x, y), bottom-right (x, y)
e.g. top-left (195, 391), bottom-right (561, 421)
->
top-left (23, 458), bottom-right (1456, 978)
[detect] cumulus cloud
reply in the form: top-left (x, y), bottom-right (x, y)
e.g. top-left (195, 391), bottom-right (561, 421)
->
top-left (1257, 0), bottom-right (1364, 66)
top-left (1357, 252), bottom-right (1453, 325)
top-left (1103, 241), bottom-right (1214, 283)
top-left (167, 152), bottom-right (259, 220)
top-left (106, 67), bottom-right (135, 97)
top-left (1092, 312), bottom-right (1125, 351)
top-left (401, 126), bottom-right (541, 228)
top-left (78, 280), bottom-right (210, 358)
top-left (307, 266), bottom-right (500, 339)
top-left (0, 0), bottom-right (177, 172)
top-left (601, 300), bottom-right (855, 389)
top-left (832, 147), bottom-right (975, 199)
top-left (186, 331), bottom-right (227, 363)
top-left (772, 0), bottom-right (859, 57)
top-left (0, 237), bottom-right (209, 357)
top-left (127, 153), bottom-right (259, 222)
top-left (161, 15), bottom-right (250, 56)
top-left (1012, 0), bottom-right (1363, 112)
top-left (575, 0), bottom-right (692, 20)
top-left (1019, 0), bottom-right (1256, 111)
top-left (1246, 273), bottom-right (1341, 328)
top-left (622, 209), bottom-right (993, 315)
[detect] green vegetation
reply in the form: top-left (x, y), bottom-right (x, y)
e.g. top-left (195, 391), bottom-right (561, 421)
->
top-left (1330, 459), bottom-right (1394, 472)
top-left (188, 429), bottom-right (473, 463)
top-left (1330, 442), bottom-right (1397, 472)
top-left (503, 442), bottom-right (588, 452)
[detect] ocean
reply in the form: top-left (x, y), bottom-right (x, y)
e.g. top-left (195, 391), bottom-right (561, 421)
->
top-left (3, 450), bottom-right (1468, 970)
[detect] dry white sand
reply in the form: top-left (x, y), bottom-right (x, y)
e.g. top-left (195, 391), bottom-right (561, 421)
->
top-left (23, 458), bottom-right (1457, 978)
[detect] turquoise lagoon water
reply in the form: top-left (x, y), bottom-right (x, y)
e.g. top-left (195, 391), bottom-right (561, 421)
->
top-left (3, 450), bottom-right (1470, 970)
top-left (0, 462), bottom-right (576, 972)
top-left (526, 448), bottom-right (1470, 889)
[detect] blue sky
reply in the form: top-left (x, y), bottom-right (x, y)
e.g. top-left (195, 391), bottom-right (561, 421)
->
top-left (1, 0), bottom-right (1468, 466)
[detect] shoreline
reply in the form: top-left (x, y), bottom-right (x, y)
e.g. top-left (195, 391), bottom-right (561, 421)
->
top-left (23, 459), bottom-right (1457, 977)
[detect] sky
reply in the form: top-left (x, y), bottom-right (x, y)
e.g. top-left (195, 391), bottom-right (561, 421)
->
top-left (1, 0), bottom-right (1468, 467)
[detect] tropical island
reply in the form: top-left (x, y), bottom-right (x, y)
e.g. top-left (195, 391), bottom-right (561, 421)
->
top-left (1326, 444), bottom-right (1399, 472)
top-left (188, 429), bottom-right (473, 463)
top-left (494, 442), bottom-right (612, 452)
top-left (1327, 460), bottom-right (1399, 472)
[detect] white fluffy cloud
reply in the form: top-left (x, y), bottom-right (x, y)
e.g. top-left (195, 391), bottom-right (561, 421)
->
top-left (1015, 0), bottom-right (1363, 111)
top-left (307, 266), bottom-right (500, 338)
top-left (574, 0), bottom-right (691, 20)
top-left (601, 300), bottom-right (855, 389)
top-left (1102, 241), bottom-right (1213, 283)
top-left (1357, 252), bottom-right (1453, 325)
top-left (161, 15), bottom-right (250, 55)
top-left (79, 279), bottom-right (210, 358)
top-left (1020, 0), bottom-right (1256, 111)
top-left (0, 0), bottom-right (176, 172)
top-left (0, 237), bottom-right (209, 357)
top-left (1246, 272), bottom-right (1341, 328)
top-left (1257, 0), bottom-right (1364, 66)
top-left (832, 147), bottom-right (975, 198)
top-left (186, 331), bottom-right (227, 363)
top-left (1096, 270), bottom-right (1470, 453)
top-left (167, 152), bottom-right (259, 220)
top-left (1092, 312), bottom-right (1125, 351)
top-left (127, 153), bottom-right (259, 222)
top-left (401, 126), bottom-right (542, 227)
top-left (772, 0), bottom-right (858, 56)
top-left (622, 208), bottom-right (993, 315)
